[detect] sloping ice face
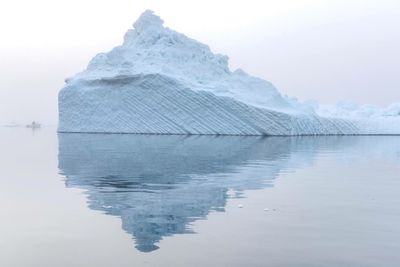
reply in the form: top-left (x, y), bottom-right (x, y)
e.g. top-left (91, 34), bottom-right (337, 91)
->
top-left (58, 10), bottom-right (400, 135)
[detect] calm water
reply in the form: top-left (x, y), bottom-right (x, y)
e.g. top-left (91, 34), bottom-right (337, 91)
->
top-left (0, 127), bottom-right (399, 267)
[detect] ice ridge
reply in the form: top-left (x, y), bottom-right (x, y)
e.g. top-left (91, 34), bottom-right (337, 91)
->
top-left (58, 10), bottom-right (400, 135)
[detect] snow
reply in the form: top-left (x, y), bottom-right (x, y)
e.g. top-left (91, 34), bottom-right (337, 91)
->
top-left (58, 10), bottom-right (400, 135)
top-left (318, 101), bottom-right (400, 118)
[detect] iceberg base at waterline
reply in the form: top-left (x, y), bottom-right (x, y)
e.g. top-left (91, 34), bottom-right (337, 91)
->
top-left (58, 10), bottom-right (400, 135)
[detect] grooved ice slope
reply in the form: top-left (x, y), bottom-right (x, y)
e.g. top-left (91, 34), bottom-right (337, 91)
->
top-left (58, 10), bottom-right (400, 135)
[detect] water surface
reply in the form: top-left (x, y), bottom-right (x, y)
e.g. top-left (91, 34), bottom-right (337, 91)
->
top-left (1, 128), bottom-right (399, 266)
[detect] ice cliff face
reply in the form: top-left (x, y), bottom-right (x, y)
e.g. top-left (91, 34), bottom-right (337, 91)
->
top-left (58, 10), bottom-right (400, 135)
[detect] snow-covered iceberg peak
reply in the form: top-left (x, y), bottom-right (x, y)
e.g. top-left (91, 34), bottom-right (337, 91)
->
top-left (133, 10), bottom-right (164, 32)
top-left (81, 10), bottom-right (231, 83)
top-left (72, 10), bottom-right (290, 111)
top-left (123, 10), bottom-right (165, 46)
top-left (59, 10), bottom-right (400, 135)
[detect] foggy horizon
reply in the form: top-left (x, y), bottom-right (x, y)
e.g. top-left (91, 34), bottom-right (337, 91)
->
top-left (0, 0), bottom-right (399, 124)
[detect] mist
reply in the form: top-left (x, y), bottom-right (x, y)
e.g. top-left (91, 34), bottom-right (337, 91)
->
top-left (0, 0), bottom-right (399, 125)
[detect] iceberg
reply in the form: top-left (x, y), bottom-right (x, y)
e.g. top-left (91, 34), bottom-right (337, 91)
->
top-left (58, 10), bottom-right (400, 135)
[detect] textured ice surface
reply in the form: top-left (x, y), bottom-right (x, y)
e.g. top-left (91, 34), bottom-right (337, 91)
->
top-left (58, 10), bottom-right (400, 135)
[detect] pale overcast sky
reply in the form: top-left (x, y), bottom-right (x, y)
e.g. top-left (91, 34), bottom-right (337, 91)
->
top-left (0, 0), bottom-right (399, 124)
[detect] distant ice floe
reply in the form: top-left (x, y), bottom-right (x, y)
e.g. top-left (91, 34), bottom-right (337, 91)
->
top-left (58, 10), bottom-right (400, 135)
top-left (1, 121), bottom-right (21, 128)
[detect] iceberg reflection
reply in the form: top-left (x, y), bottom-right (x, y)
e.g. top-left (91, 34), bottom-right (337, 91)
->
top-left (57, 134), bottom-right (368, 252)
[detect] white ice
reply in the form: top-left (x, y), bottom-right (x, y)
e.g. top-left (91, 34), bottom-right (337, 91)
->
top-left (58, 10), bottom-right (400, 135)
